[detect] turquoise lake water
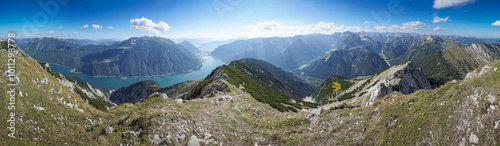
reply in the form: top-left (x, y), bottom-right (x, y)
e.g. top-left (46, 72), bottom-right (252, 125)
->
top-left (50, 56), bottom-right (225, 89)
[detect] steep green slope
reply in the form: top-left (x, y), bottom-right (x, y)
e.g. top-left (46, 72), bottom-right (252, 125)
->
top-left (232, 58), bottom-right (315, 98)
top-left (181, 58), bottom-right (316, 112)
top-left (310, 75), bottom-right (355, 104)
top-left (0, 43), bottom-right (108, 145)
top-left (222, 63), bottom-right (316, 112)
top-left (418, 43), bottom-right (500, 86)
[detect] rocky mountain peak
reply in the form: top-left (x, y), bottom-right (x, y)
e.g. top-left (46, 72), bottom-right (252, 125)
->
top-left (365, 61), bottom-right (432, 105)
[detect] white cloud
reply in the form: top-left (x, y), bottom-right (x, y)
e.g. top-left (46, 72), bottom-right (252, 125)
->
top-left (433, 14), bottom-right (450, 23)
top-left (59, 26), bottom-right (63, 29)
top-left (106, 26), bottom-right (114, 29)
top-left (79, 24), bottom-right (89, 30)
top-left (130, 17), bottom-right (171, 34)
top-left (492, 20), bottom-right (500, 26)
top-left (242, 21), bottom-right (362, 38)
top-left (363, 21), bottom-right (369, 25)
top-left (73, 32), bottom-right (78, 34)
top-left (91, 24), bottom-right (102, 29)
top-left (372, 21), bottom-right (427, 32)
top-left (62, 33), bottom-right (68, 35)
top-left (433, 0), bottom-right (475, 9)
top-left (49, 31), bottom-right (55, 34)
top-left (171, 21), bottom-right (434, 40)
top-left (434, 26), bottom-right (443, 31)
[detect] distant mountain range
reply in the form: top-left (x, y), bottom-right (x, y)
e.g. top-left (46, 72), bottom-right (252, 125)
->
top-left (210, 32), bottom-right (355, 70)
top-left (21, 36), bottom-right (202, 77)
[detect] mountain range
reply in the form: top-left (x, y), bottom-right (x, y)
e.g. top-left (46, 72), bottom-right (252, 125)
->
top-left (2, 38), bottom-right (499, 145)
top-left (21, 36), bottom-right (202, 77)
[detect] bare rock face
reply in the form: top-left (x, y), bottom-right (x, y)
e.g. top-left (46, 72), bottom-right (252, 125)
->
top-left (366, 62), bottom-right (432, 105)
top-left (465, 65), bottom-right (496, 79)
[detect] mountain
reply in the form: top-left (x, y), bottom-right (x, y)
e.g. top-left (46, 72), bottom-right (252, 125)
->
top-left (177, 40), bottom-right (201, 54)
top-left (444, 35), bottom-right (484, 45)
top-left (496, 40), bottom-right (500, 44)
top-left (337, 33), bottom-right (382, 52)
top-left (279, 38), bottom-right (328, 70)
top-left (311, 61), bottom-right (431, 104)
top-left (295, 46), bottom-right (390, 79)
top-left (182, 58), bottom-right (316, 112)
top-left (22, 36), bottom-right (202, 77)
top-left (197, 40), bottom-right (235, 52)
top-left (210, 33), bottom-right (353, 71)
top-left (109, 80), bottom-right (161, 104)
top-left (386, 35), bottom-right (457, 65)
top-left (2, 38), bottom-right (500, 145)
top-left (364, 32), bottom-right (420, 43)
top-left (381, 36), bottom-right (418, 59)
top-left (79, 36), bottom-right (201, 77)
top-left (418, 43), bottom-right (500, 86)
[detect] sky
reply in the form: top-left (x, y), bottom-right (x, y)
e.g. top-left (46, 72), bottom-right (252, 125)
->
top-left (1, 0), bottom-right (499, 41)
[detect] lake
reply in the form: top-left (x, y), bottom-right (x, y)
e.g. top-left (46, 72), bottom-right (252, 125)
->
top-left (50, 56), bottom-right (226, 89)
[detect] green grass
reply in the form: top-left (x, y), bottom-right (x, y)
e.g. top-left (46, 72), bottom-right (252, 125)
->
top-left (223, 65), bottom-right (316, 112)
top-left (74, 87), bottom-right (108, 111)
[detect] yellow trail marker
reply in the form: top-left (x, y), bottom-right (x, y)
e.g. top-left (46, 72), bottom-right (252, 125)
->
top-left (332, 82), bottom-right (341, 92)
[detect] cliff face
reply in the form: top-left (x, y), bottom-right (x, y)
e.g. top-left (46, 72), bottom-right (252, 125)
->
top-left (365, 62), bottom-right (432, 105)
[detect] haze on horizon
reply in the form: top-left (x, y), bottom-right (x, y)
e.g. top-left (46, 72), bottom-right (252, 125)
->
top-left (1, 0), bottom-right (500, 41)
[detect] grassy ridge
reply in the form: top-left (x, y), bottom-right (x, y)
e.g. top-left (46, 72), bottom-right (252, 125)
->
top-left (223, 65), bottom-right (316, 112)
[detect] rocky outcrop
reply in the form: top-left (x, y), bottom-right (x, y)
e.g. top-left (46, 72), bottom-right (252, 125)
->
top-left (110, 80), bottom-right (160, 104)
top-left (465, 65), bottom-right (498, 79)
top-left (365, 62), bottom-right (432, 105)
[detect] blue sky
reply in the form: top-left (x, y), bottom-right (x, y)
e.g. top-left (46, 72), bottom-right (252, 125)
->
top-left (1, 0), bottom-right (499, 40)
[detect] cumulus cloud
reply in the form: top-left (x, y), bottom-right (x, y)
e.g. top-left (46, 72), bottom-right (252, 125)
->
top-left (73, 32), bottom-right (78, 34)
top-left (372, 21), bottom-right (427, 32)
top-left (363, 21), bottom-right (369, 25)
top-left (91, 24), bottom-right (102, 29)
top-left (433, 0), bottom-right (475, 9)
top-left (130, 17), bottom-right (171, 34)
top-left (492, 20), bottom-right (500, 26)
top-left (59, 26), bottom-right (63, 29)
top-left (433, 14), bottom-right (450, 23)
top-left (106, 26), bottom-right (114, 29)
top-left (434, 26), bottom-right (443, 31)
top-left (49, 31), bottom-right (55, 34)
top-left (79, 24), bottom-right (89, 30)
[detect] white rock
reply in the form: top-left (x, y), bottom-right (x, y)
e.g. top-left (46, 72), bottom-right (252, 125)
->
top-left (41, 78), bottom-right (49, 84)
top-left (34, 105), bottom-right (45, 111)
top-left (487, 94), bottom-right (496, 103)
top-left (188, 135), bottom-right (200, 146)
top-left (469, 132), bottom-right (479, 144)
